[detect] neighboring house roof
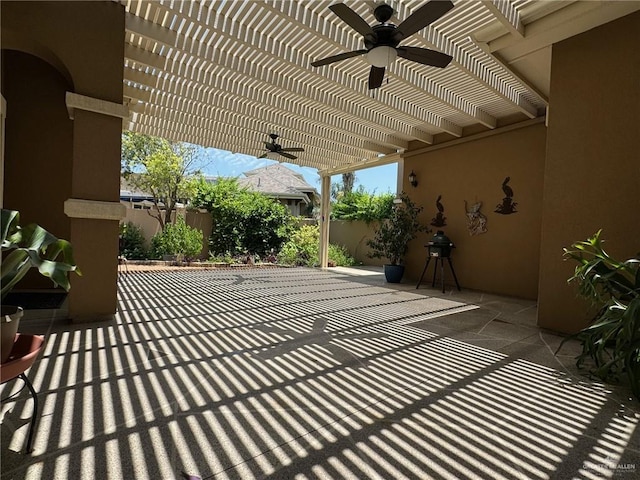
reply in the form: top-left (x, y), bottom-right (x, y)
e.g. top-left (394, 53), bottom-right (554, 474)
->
top-left (120, 165), bottom-right (319, 205)
top-left (202, 175), bottom-right (220, 184)
top-left (120, 176), bottom-right (155, 202)
top-left (238, 164), bottom-right (318, 204)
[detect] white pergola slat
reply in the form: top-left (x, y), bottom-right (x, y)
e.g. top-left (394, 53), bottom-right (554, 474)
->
top-left (121, 0), bottom-right (631, 174)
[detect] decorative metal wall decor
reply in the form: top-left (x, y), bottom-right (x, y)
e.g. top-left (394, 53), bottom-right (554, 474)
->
top-left (464, 200), bottom-right (488, 235)
top-left (430, 195), bottom-right (447, 227)
top-left (495, 176), bottom-right (518, 214)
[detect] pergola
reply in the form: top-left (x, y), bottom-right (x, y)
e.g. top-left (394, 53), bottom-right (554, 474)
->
top-left (120, 0), bottom-right (638, 267)
top-left (122, 0), bottom-right (633, 171)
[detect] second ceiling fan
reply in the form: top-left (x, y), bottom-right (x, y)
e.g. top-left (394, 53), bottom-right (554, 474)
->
top-left (311, 1), bottom-right (455, 89)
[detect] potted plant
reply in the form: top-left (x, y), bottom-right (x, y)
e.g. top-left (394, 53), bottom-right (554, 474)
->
top-left (366, 193), bottom-right (429, 283)
top-left (559, 231), bottom-right (639, 399)
top-left (1, 209), bottom-right (80, 362)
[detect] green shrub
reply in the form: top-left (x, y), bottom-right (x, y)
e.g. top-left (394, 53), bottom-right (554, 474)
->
top-left (328, 243), bottom-right (357, 267)
top-left (560, 230), bottom-right (640, 399)
top-left (119, 222), bottom-right (147, 259)
top-left (150, 216), bottom-right (203, 260)
top-left (278, 225), bottom-right (356, 267)
top-left (193, 178), bottom-right (294, 257)
top-left (208, 252), bottom-right (234, 264)
top-left (278, 225), bottom-right (319, 266)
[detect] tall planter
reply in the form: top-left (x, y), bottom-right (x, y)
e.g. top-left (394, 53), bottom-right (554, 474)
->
top-left (367, 193), bottom-right (429, 283)
top-left (384, 264), bottom-right (405, 283)
top-left (1, 306), bottom-right (23, 363)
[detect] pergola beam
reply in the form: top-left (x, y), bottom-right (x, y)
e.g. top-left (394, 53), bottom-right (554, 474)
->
top-left (393, 2), bottom-right (540, 118)
top-left (123, 62), bottom-right (403, 155)
top-left (482, 0), bottom-right (525, 38)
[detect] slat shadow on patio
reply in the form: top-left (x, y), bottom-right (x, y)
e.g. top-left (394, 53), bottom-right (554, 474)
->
top-left (1, 267), bottom-right (638, 479)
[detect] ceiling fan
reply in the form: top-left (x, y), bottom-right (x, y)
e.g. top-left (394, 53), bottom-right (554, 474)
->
top-left (259, 133), bottom-right (305, 160)
top-left (311, 1), bottom-right (454, 89)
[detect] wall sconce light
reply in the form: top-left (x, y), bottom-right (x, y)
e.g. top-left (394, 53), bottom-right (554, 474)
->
top-left (408, 170), bottom-right (418, 188)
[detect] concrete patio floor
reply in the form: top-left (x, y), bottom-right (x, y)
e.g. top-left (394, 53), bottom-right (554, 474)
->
top-left (1, 266), bottom-right (638, 479)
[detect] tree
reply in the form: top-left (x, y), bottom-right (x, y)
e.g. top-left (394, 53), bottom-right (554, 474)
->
top-left (121, 132), bottom-right (203, 230)
top-left (331, 187), bottom-right (395, 223)
top-left (330, 171), bottom-right (357, 201)
top-left (342, 172), bottom-right (355, 195)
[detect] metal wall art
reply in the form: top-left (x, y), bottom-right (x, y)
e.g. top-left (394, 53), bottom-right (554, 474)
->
top-left (430, 195), bottom-right (447, 227)
top-left (495, 176), bottom-right (517, 214)
top-left (464, 200), bottom-right (488, 235)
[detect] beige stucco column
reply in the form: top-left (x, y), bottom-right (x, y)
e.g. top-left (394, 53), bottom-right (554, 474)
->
top-left (537, 11), bottom-right (640, 333)
top-left (319, 175), bottom-right (331, 268)
top-left (64, 94), bottom-right (128, 322)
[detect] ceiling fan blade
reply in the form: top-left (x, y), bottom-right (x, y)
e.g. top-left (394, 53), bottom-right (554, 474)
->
top-left (278, 152), bottom-right (297, 160)
top-left (329, 3), bottom-right (374, 37)
top-left (368, 66), bottom-right (385, 89)
top-left (395, 0), bottom-right (454, 41)
top-left (397, 46), bottom-right (453, 68)
top-left (280, 147), bottom-right (304, 152)
top-left (311, 49), bottom-right (367, 67)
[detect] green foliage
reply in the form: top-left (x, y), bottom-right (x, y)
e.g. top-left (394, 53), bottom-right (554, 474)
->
top-left (328, 243), bottom-right (357, 267)
top-left (150, 216), bottom-right (203, 260)
top-left (193, 178), bottom-right (294, 257)
top-left (208, 252), bottom-right (235, 264)
top-left (561, 230), bottom-right (640, 399)
top-left (119, 222), bottom-right (147, 260)
top-left (121, 132), bottom-right (203, 230)
top-left (366, 193), bottom-right (429, 266)
top-left (278, 225), bottom-right (356, 267)
top-left (278, 225), bottom-right (320, 266)
top-left (331, 188), bottom-right (395, 223)
top-left (1, 209), bottom-right (80, 301)
top-left (331, 172), bottom-right (357, 201)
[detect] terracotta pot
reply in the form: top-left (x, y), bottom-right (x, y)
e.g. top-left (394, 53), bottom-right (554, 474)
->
top-left (1, 305), bottom-right (23, 363)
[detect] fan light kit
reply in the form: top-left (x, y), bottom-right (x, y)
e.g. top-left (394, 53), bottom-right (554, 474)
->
top-left (311, 1), bottom-right (454, 89)
top-left (366, 46), bottom-right (397, 68)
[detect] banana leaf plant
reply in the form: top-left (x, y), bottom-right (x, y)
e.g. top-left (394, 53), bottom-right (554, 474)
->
top-left (559, 230), bottom-right (640, 399)
top-left (1, 209), bottom-right (80, 302)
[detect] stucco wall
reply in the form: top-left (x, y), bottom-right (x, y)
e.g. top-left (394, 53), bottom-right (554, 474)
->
top-left (329, 220), bottom-right (385, 267)
top-left (122, 207), bottom-right (165, 246)
top-left (403, 122), bottom-right (547, 300)
top-left (122, 207), bottom-right (213, 259)
top-left (537, 11), bottom-right (640, 333)
top-left (1, 1), bottom-right (124, 102)
top-left (2, 51), bottom-right (74, 289)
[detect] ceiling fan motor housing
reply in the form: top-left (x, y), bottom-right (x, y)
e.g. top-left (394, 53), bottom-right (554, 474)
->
top-left (365, 24), bottom-right (401, 50)
top-left (374, 4), bottom-right (394, 23)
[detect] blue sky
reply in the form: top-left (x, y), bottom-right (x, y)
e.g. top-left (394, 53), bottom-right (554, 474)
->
top-left (199, 146), bottom-right (398, 194)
